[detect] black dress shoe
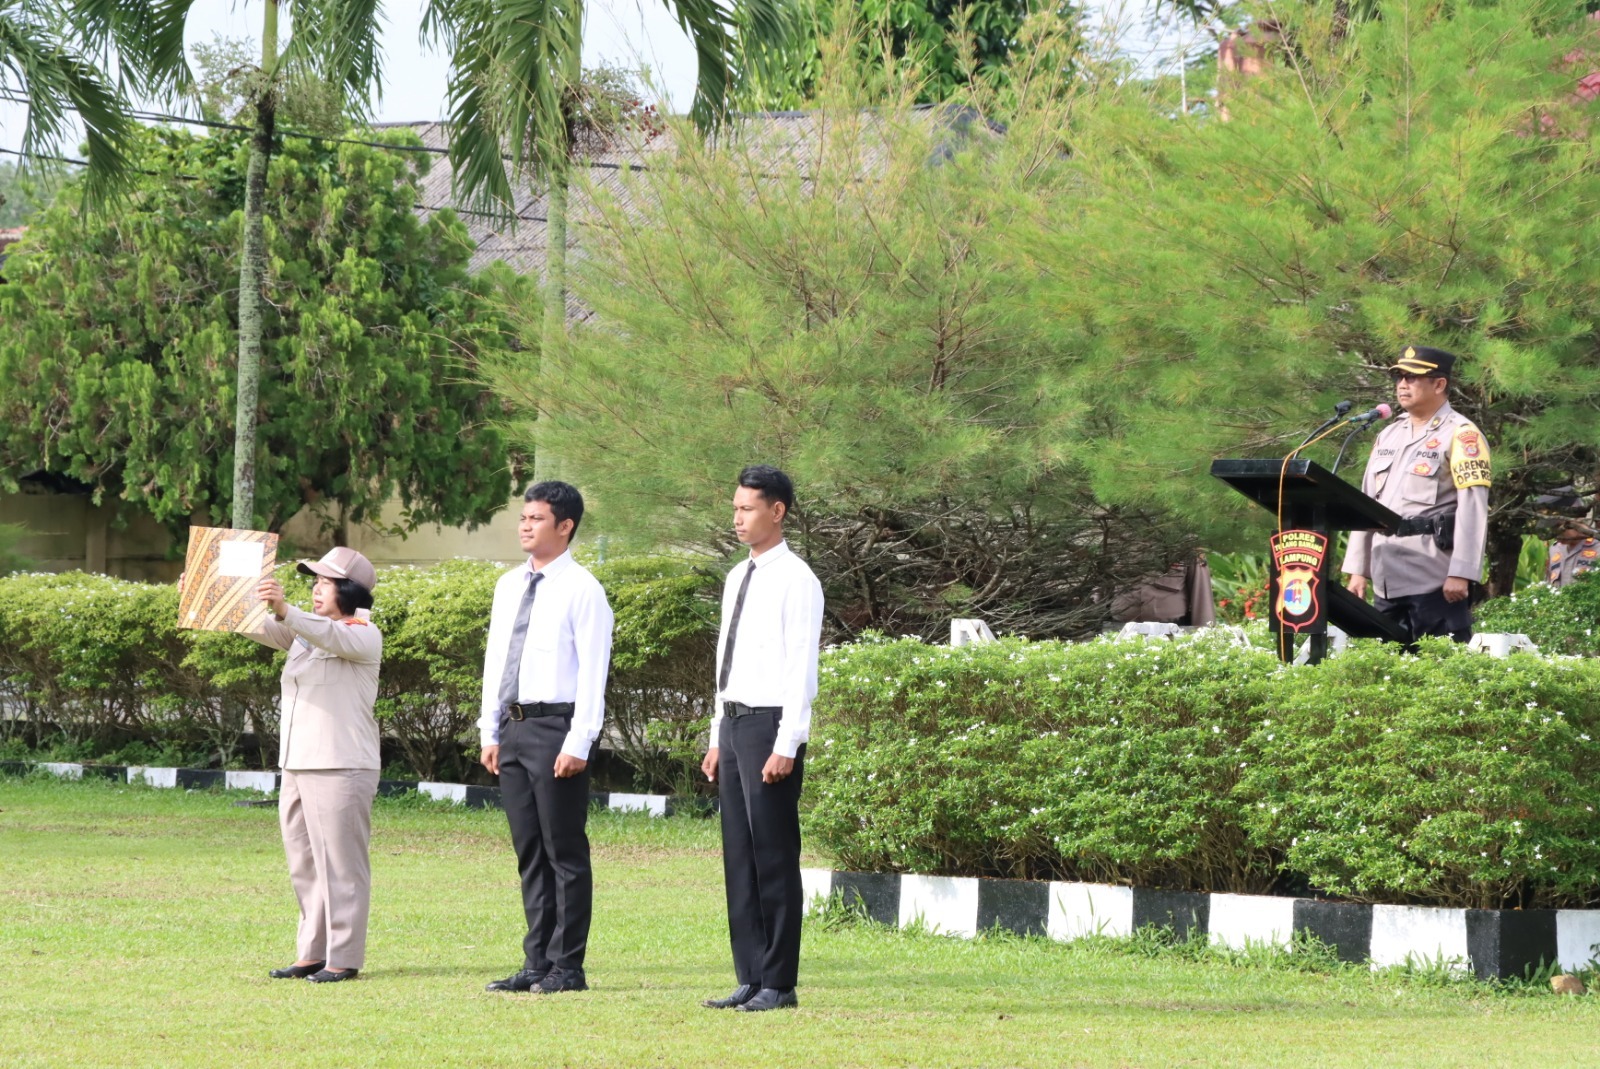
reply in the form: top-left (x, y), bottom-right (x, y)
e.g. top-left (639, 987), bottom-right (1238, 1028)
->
top-left (735, 988), bottom-right (798, 1012)
top-left (305, 968), bottom-right (359, 983)
top-left (701, 984), bottom-right (760, 1009)
top-left (485, 967), bottom-right (549, 993)
top-left (269, 961), bottom-right (325, 979)
top-left (536, 965), bottom-right (587, 993)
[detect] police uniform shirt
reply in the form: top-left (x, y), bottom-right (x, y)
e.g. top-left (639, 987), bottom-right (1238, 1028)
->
top-left (711, 540), bottom-right (825, 759)
top-left (1548, 537), bottom-right (1600, 588)
top-left (477, 551), bottom-right (614, 760)
top-left (1342, 402), bottom-right (1491, 599)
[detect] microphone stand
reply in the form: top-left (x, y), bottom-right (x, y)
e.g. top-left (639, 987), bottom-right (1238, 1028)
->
top-left (1331, 419), bottom-right (1379, 475)
top-left (1295, 402), bottom-right (1354, 451)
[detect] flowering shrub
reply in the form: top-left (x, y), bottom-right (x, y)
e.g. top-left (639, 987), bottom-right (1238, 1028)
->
top-left (1475, 571), bottom-right (1600, 656)
top-left (806, 631), bottom-right (1600, 908)
top-left (1239, 639), bottom-right (1600, 908)
top-left (808, 631), bottom-right (1280, 890)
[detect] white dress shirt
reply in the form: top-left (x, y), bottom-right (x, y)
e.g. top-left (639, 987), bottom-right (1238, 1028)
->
top-left (711, 540), bottom-right (825, 759)
top-left (478, 550), bottom-right (614, 759)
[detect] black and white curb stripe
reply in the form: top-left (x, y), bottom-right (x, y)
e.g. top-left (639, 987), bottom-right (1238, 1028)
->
top-left (3, 762), bottom-right (687, 817)
top-left (800, 870), bottom-right (1600, 979)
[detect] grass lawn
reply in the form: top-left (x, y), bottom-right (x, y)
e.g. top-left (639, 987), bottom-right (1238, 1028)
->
top-left (2, 775), bottom-right (1596, 1068)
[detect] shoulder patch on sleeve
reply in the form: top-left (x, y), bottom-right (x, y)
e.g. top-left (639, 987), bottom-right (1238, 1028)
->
top-left (1450, 424), bottom-right (1492, 489)
top-left (341, 617), bottom-right (370, 627)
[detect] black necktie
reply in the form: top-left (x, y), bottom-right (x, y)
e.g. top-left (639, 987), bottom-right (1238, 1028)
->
top-left (717, 561), bottom-right (756, 692)
top-left (498, 571), bottom-right (543, 708)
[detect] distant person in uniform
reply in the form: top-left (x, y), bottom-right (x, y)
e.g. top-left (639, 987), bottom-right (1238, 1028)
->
top-left (1342, 346), bottom-right (1491, 643)
top-left (1109, 551), bottom-right (1216, 627)
top-left (1547, 518), bottom-right (1600, 589)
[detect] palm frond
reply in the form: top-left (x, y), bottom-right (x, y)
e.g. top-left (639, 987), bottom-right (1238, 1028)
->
top-left (0, 2), bottom-right (133, 207)
top-left (283, 0), bottom-right (386, 113)
top-left (427, 0), bottom-right (581, 218)
top-left (70, 0), bottom-right (197, 96)
top-left (668, 0), bottom-right (794, 131)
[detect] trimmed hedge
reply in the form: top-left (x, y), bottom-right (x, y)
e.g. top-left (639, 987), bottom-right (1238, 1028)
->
top-left (1475, 570), bottom-right (1600, 656)
top-left (806, 631), bottom-right (1600, 909)
top-left (0, 557), bottom-right (720, 786)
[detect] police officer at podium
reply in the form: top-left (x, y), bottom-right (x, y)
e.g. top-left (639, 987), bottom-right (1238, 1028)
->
top-left (1342, 346), bottom-right (1491, 643)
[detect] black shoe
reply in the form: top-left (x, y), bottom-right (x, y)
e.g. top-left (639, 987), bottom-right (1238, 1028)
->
top-left (536, 965), bottom-right (587, 993)
top-left (735, 988), bottom-right (798, 1012)
top-left (485, 967), bottom-right (549, 993)
top-left (701, 984), bottom-right (760, 1009)
top-left (269, 961), bottom-right (325, 979)
top-left (305, 968), bottom-right (359, 983)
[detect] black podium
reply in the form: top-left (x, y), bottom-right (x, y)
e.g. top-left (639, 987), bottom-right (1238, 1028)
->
top-left (1211, 458), bottom-right (1410, 662)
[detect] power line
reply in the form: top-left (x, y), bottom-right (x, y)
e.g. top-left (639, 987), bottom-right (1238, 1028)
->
top-left (0, 88), bottom-right (659, 172)
top-left (0, 88), bottom-right (830, 181)
top-left (0, 143), bottom-right (554, 226)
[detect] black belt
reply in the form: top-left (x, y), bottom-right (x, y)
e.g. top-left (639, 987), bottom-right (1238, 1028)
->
top-left (1393, 512), bottom-right (1456, 550)
top-left (723, 701), bottom-right (781, 719)
top-left (504, 701), bottom-right (575, 721)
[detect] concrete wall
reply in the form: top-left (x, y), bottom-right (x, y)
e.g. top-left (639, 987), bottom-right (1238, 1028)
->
top-left (0, 487), bottom-right (178, 581)
top-left (1, 487), bottom-right (524, 580)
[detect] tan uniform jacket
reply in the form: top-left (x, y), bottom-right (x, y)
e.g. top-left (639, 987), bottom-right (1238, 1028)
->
top-left (1110, 555), bottom-right (1217, 626)
top-left (248, 605), bottom-right (383, 771)
top-left (1548, 538), bottom-right (1600, 588)
top-left (1342, 403), bottom-right (1490, 599)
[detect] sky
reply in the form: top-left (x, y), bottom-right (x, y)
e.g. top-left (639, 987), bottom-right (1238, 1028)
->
top-left (0, 0), bottom-right (1214, 157)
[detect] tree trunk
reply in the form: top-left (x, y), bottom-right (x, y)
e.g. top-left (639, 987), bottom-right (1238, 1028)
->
top-left (542, 154), bottom-right (570, 357)
top-left (1485, 517), bottom-right (1524, 599)
top-left (231, 0), bottom-right (279, 531)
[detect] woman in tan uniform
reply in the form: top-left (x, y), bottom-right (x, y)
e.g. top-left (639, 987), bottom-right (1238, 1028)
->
top-left (249, 547), bottom-right (383, 983)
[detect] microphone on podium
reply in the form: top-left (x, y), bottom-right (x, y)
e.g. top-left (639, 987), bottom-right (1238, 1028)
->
top-left (1332, 403), bottom-right (1393, 473)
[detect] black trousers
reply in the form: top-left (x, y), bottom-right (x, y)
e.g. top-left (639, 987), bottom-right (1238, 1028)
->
top-left (499, 714), bottom-right (592, 971)
top-left (1376, 588), bottom-right (1473, 645)
top-left (718, 710), bottom-right (805, 991)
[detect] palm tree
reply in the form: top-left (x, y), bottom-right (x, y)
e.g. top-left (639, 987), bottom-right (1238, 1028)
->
top-left (75, 0), bottom-right (790, 529)
top-left (0, 0), bottom-right (133, 207)
top-left (428, 0), bottom-right (793, 350)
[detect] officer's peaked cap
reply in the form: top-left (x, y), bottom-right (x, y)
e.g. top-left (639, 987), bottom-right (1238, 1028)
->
top-left (1389, 345), bottom-right (1456, 378)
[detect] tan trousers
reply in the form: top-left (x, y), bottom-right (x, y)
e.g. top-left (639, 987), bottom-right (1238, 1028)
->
top-left (279, 768), bottom-right (380, 969)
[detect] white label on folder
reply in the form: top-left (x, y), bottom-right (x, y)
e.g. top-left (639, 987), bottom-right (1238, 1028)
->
top-left (217, 540), bottom-right (265, 578)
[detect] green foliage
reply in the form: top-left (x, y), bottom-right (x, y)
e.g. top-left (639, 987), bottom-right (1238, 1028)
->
top-left (369, 559), bottom-right (506, 782)
top-left (807, 631), bottom-right (1600, 907)
top-left (0, 2), bottom-right (135, 207)
top-left (0, 523), bottom-right (33, 577)
top-left (1476, 571), bottom-right (1600, 656)
top-left (1022, 1), bottom-right (1600, 581)
top-left (1240, 640), bottom-right (1600, 908)
top-left (0, 557), bottom-right (716, 784)
top-left (808, 631), bottom-right (1278, 886)
top-left (0, 124), bottom-right (522, 536)
top-left (186, 34), bottom-right (348, 133)
top-left (0, 160), bottom-right (61, 226)
top-left (590, 555), bottom-right (720, 793)
top-left (501, 55), bottom-right (1181, 641)
top-left (1208, 550), bottom-right (1269, 623)
top-left (736, 0), bottom-right (1069, 109)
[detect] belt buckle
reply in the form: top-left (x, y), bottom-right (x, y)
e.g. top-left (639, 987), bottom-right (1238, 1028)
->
top-left (507, 703), bottom-right (525, 721)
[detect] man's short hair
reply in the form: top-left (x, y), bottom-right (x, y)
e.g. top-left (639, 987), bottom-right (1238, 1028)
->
top-left (525, 480), bottom-right (585, 539)
top-left (738, 465), bottom-right (795, 513)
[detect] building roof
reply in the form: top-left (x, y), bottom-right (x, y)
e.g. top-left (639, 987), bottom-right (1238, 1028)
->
top-left (382, 105), bottom-right (978, 317)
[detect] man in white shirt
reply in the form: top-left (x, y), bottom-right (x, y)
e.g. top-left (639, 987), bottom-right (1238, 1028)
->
top-left (700, 465), bottom-right (825, 1013)
top-left (479, 482), bottom-right (614, 995)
